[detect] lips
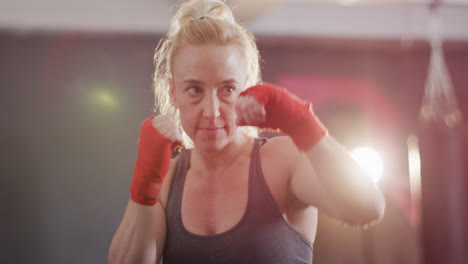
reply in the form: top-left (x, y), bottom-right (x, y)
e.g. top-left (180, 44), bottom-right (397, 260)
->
top-left (198, 126), bottom-right (225, 135)
top-left (199, 127), bottom-right (224, 131)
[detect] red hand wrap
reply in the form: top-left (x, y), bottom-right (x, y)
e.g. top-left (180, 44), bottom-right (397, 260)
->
top-left (239, 83), bottom-right (327, 151)
top-left (129, 116), bottom-right (173, 205)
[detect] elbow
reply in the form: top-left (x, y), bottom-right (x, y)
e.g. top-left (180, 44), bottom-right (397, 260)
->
top-left (364, 195), bottom-right (386, 227)
top-left (109, 246), bottom-right (157, 264)
top-left (365, 197), bottom-right (386, 228)
top-left (108, 240), bottom-right (144, 264)
top-left (374, 193), bottom-right (386, 220)
top-left (108, 241), bottom-right (126, 264)
top-left (356, 182), bottom-right (386, 227)
top-left (108, 251), bottom-right (155, 264)
top-left (108, 252), bottom-right (118, 264)
top-left (108, 231), bottom-right (159, 264)
top-left (344, 192), bottom-right (386, 228)
top-left (108, 239), bottom-right (118, 264)
top-left (108, 230), bottom-right (158, 264)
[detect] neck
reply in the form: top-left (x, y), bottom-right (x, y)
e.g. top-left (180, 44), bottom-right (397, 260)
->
top-left (191, 132), bottom-right (252, 176)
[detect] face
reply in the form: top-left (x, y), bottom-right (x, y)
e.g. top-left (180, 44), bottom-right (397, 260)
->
top-left (170, 43), bottom-right (246, 152)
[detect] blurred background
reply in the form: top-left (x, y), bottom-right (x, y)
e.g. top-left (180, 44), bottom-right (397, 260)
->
top-left (0, 0), bottom-right (467, 263)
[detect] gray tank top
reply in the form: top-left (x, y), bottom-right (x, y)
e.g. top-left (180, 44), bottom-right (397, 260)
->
top-left (163, 138), bottom-right (312, 263)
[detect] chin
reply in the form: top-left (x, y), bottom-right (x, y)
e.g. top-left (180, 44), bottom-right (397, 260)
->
top-left (195, 137), bottom-right (229, 152)
top-left (193, 130), bottom-right (232, 152)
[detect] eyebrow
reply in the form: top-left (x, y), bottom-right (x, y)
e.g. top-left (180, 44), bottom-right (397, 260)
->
top-left (183, 79), bottom-right (204, 84)
top-left (183, 79), bottom-right (239, 85)
top-left (220, 79), bottom-right (239, 84)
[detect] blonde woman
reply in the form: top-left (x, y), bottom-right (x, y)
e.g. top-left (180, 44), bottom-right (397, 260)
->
top-left (109, 1), bottom-right (385, 263)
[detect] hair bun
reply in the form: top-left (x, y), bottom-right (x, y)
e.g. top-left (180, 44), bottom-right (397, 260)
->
top-left (169, 0), bottom-right (235, 36)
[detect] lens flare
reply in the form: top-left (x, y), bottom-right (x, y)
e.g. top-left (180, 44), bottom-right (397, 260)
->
top-left (351, 147), bottom-right (384, 183)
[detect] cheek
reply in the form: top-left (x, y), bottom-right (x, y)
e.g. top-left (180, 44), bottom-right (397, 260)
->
top-left (221, 103), bottom-right (237, 124)
top-left (178, 104), bottom-right (199, 130)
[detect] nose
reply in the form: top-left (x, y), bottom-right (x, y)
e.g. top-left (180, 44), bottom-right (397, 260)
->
top-left (202, 91), bottom-right (220, 120)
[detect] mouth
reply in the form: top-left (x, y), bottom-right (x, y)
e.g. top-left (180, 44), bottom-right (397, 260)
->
top-left (198, 126), bottom-right (225, 135)
top-left (199, 127), bottom-right (224, 131)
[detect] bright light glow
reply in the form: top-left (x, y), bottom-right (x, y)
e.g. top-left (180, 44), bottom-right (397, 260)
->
top-left (407, 135), bottom-right (421, 200)
top-left (351, 147), bottom-right (384, 183)
top-left (92, 89), bottom-right (119, 109)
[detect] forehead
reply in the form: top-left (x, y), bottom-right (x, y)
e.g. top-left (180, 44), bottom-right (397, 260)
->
top-left (171, 43), bottom-right (245, 83)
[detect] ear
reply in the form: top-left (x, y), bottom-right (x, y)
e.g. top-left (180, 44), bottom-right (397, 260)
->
top-left (169, 78), bottom-right (178, 109)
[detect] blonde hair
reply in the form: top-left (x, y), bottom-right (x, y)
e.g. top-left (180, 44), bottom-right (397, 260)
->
top-left (152, 0), bottom-right (261, 146)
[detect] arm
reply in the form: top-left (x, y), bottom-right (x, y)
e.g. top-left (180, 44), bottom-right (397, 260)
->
top-left (108, 200), bottom-right (166, 264)
top-left (109, 115), bottom-right (181, 263)
top-left (109, 156), bottom-right (176, 264)
top-left (292, 136), bottom-right (385, 226)
top-left (237, 84), bottom-right (385, 226)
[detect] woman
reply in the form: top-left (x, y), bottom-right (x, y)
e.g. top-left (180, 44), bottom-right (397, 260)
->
top-left (108, 0), bottom-right (385, 263)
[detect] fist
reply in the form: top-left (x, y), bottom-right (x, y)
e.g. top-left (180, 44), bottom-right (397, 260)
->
top-left (152, 115), bottom-right (183, 145)
top-left (237, 83), bottom-right (327, 150)
top-left (235, 94), bottom-right (266, 126)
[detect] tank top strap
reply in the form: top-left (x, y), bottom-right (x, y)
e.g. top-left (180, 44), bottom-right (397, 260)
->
top-left (166, 138), bottom-right (266, 227)
top-left (165, 148), bottom-right (191, 228)
top-left (249, 137), bottom-right (268, 182)
top-left (163, 138), bottom-right (313, 263)
top-left (166, 137), bottom-right (274, 231)
top-left (245, 137), bottom-right (286, 220)
top-left (247, 137), bottom-right (313, 248)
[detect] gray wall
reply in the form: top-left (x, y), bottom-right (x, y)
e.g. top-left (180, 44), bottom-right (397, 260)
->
top-left (1, 31), bottom-right (467, 263)
top-left (0, 32), bottom-right (158, 263)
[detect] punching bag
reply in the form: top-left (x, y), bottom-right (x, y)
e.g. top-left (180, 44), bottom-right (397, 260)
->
top-left (417, 6), bottom-right (467, 264)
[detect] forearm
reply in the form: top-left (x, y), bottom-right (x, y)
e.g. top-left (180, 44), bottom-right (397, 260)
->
top-left (237, 84), bottom-right (385, 225)
top-left (305, 136), bottom-right (385, 226)
top-left (109, 200), bottom-right (165, 264)
top-left (109, 116), bottom-right (174, 263)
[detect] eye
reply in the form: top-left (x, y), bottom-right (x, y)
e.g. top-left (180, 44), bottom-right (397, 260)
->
top-left (187, 86), bottom-right (202, 96)
top-left (220, 85), bottom-right (236, 96)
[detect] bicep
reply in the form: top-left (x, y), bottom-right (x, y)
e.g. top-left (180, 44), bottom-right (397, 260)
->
top-left (263, 136), bottom-right (327, 209)
top-left (289, 144), bottom-right (341, 220)
top-left (262, 136), bottom-right (338, 218)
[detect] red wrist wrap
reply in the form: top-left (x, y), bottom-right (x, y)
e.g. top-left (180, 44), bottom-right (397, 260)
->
top-left (240, 83), bottom-right (327, 151)
top-left (129, 116), bottom-right (173, 205)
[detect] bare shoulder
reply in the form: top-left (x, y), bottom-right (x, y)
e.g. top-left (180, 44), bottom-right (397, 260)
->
top-left (158, 155), bottom-right (180, 210)
top-left (259, 136), bottom-right (303, 209)
top-left (260, 135), bottom-right (302, 169)
top-left (260, 136), bottom-right (319, 242)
